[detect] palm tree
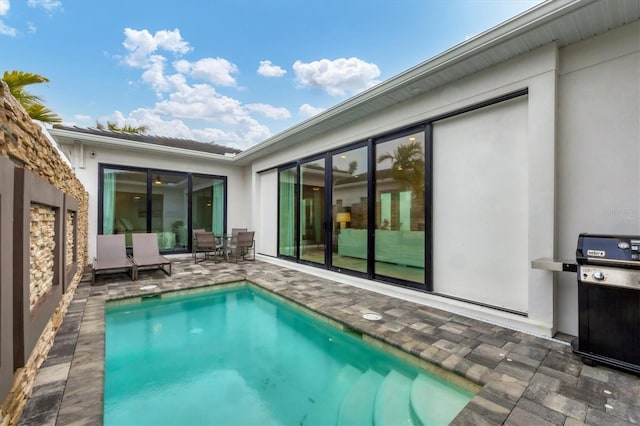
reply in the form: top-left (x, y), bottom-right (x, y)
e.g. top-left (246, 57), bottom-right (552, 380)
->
top-left (96, 121), bottom-right (149, 134)
top-left (377, 140), bottom-right (425, 194)
top-left (2, 70), bottom-right (61, 123)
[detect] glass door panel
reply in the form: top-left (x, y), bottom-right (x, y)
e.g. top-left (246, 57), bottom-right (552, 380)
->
top-left (279, 166), bottom-right (298, 258)
top-left (103, 168), bottom-right (147, 248)
top-left (192, 176), bottom-right (225, 236)
top-left (300, 158), bottom-right (326, 264)
top-left (151, 171), bottom-right (188, 253)
top-left (375, 132), bottom-right (426, 284)
top-left (332, 146), bottom-right (368, 273)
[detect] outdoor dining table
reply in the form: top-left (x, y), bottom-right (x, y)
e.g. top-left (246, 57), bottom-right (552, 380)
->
top-left (214, 234), bottom-right (234, 262)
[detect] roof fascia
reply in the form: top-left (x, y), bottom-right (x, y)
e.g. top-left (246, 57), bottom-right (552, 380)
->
top-left (49, 128), bottom-right (236, 163)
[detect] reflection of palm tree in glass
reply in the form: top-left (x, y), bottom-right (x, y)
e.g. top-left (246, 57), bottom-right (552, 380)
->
top-left (377, 141), bottom-right (425, 194)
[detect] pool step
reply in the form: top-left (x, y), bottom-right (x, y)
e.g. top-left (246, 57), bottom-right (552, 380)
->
top-left (410, 373), bottom-right (473, 426)
top-left (337, 369), bottom-right (384, 425)
top-left (303, 364), bottom-right (362, 426)
top-left (374, 370), bottom-right (414, 426)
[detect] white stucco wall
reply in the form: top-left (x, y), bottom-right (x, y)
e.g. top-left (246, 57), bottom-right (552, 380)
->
top-left (64, 143), bottom-right (248, 260)
top-left (555, 22), bottom-right (640, 335)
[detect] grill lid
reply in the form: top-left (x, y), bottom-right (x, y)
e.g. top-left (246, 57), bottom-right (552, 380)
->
top-left (576, 233), bottom-right (640, 268)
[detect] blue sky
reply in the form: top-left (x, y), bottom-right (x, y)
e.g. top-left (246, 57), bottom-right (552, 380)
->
top-left (1, 0), bottom-right (542, 150)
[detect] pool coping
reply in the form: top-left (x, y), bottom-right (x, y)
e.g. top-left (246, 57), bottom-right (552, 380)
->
top-left (18, 258), bottom-right (640, 425)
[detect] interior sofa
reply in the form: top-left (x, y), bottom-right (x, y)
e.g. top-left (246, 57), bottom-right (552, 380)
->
top-left (337, 228), bottom-right (425, 268)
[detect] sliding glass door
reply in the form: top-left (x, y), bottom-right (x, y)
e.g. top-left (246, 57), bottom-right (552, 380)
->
top-left (192, 175), bottom-right (225, 235)
top-left (102, 167), bottom-right (147, 248)
top-left (278, 165), bottom-right (298, 258)
top-left (151, 171), bottom-right (188, 253)
top-left (331, 146), bottom-right (368, 273)
top-left (375, 131), bottom-right (425, 284)
top-left (277, 128), bottom-right (427, 289)
top-left (99, 165), bottom-right (226, 253)
top-left (300, 158), bottom-right (326, 264)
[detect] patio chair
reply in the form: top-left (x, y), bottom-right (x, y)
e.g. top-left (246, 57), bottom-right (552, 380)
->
top-left (229, 231), bottom-right (255, 263)
top-left (226, 228), bottom-right (247, 258)
top-left (192, 228), bottom-right (205, 261)
top-left (131, 233), bottom-right (172, 279)
top-left (93, 234), bottom-right (135, 284)
top-left (193, 231), bottom-right (219, 263)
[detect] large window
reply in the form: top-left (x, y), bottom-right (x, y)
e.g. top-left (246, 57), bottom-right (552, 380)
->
top-left (100, 165), bottom-right (226, 253)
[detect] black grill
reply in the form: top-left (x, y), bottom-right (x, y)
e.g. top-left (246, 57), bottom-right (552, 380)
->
top-left (572, 233), bottom-right (640, 374)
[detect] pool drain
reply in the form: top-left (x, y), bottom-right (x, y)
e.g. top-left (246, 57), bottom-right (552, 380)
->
top-left (362, 312), bottom-right (382, 321)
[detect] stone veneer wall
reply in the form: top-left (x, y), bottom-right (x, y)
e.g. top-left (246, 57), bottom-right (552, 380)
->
top-left (66, 211), bottom-right (75, 268)
top-left (0, 80), bottom-right (88, 425)
top-left (29, 204), bottom-right (56, 310)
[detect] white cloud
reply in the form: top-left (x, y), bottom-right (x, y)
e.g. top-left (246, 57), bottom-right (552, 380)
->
top-left (175, 57), bottom-right (238, 87)
top-left (0, 20), bottom-right (15, 36)
top-left (27, 21), bottom-right (36, 33)
top-left (122, 28), bottom-right (191, 69)
top-left (154, 83), bottom-right (244, 120)
top-left (73, 114), bottom-right (92, 124)
top-left (293, 57), bottom-right (381, 96)
top-left (257, 60), bottom-right (286, 78)
top-left (246, 103), bottom-right (291, 120)
top-left (116, 27), bottom-right (274, 149)
top-left (299, 104), bottom-right (325, 118)
top-left (0, 0), bottom-right (9, 15)
top-left (27, 0), bottom-right (62, 12)
top-left (108, 107), bottom-right (270, 150)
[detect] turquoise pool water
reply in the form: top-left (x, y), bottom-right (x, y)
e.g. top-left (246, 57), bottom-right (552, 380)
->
top-left (104, 284), bottom-right (474, 425)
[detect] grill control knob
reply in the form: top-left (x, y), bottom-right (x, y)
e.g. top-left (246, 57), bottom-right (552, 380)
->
top-left (593, 271), bottom-right (605, 281)
top-left (618, 241), bottom-right (631, 250)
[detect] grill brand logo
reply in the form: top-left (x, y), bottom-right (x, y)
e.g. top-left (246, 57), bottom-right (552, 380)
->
top-left (587, 249), bottom-right (606, 257)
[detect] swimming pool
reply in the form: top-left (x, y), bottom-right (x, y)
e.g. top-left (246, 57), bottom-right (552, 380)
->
top-left (104, 283), bottom-right (474, 425)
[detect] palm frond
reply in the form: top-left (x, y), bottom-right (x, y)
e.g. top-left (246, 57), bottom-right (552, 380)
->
top-left (27, 104), bottom-right (62, 123)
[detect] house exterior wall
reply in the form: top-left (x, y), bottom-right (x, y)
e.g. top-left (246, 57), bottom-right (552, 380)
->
top-left (555, 21), bottom-right (640, 335)
top-left (248, 43), bottom-right (559, 336)
top-left (255, 169), bottom-right (278, 256)
top-left (63, 143), bottom-right (249, 260)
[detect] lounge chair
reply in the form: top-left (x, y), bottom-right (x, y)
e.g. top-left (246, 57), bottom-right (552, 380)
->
top-left (93, 234), bottom-right (135, 284)
top-left (131, 233), bottom-right (172, 279)
top-left (193, 231), bottom-right (219, 263)
top-left (229, 231), bottom-right (255, 263)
